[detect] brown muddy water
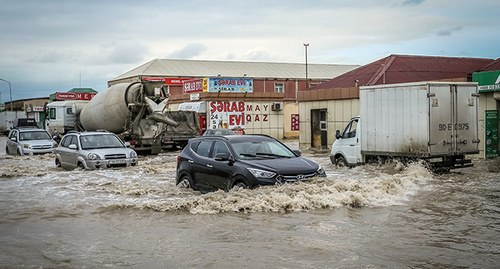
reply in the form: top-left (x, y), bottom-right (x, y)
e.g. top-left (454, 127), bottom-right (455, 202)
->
top-left (0, 137), bottom-right (499, 268)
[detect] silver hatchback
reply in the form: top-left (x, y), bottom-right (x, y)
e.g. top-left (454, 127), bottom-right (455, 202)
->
top-left (54, 131), bottom-right (138, 170)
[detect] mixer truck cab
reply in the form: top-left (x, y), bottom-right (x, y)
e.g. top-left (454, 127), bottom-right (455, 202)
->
top-left (330, 116), bottom-right (361, 167)
top-left (45, 100), bottom-right (89, 139)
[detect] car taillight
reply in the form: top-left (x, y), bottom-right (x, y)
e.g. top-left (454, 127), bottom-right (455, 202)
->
top-left (177, 156), bottom-right (180, 163)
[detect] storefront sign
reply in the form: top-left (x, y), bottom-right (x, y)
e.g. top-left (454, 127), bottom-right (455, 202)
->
top-left (291, 114), bottom-right (299, 131)
top-left (55, 92), bottom-right (96, 101)
top-left (207, 78), bottom-right (253, 93)
top-left (183, 79), bottom-right (204, 93)
top-left (485, 110), bottom-right (499, 158)
top-left (143, 77), bottom-right (196, 85)
top-left (209, 101), bottom-right (246, 130)
top-left (473, 71), bottom-right (500, 92)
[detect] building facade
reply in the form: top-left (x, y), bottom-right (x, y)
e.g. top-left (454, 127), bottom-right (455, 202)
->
top-left (298, 55), bottom-right (499, 158)
top-left (108, 59), bottom-right (359, 139)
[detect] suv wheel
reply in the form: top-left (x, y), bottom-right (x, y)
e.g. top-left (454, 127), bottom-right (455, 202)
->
top-left (77, 162), bottom-right (85, 170)
top-left (177, 174), bottom-right (193, 189)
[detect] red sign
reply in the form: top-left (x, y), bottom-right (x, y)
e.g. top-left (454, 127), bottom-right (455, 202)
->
top-left (183, 79), bottom-right (204, 94)
top-left (291, 114), bottom-right (299, 131)
top-left (55, 92), bottom-right (96, 101)
top-left (142, 77), bottom-right (196, 85)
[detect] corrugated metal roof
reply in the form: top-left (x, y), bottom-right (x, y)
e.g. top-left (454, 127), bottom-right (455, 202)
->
top-left (478, 58), bottom-right (500, 72)
top-left (110, 59), bottom-right (360, 82)
top-left (309, 54), bottom-right (495, 90)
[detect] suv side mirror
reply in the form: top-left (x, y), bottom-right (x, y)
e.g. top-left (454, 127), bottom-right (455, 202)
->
top-left (293, 150), bottom-right (301, 156)
top-left (10, 137), bottom-right (17, 142)
top-left (215, 152), bottom-right (234, 163)
top-left (335, 130), bottom-right (341, 139)
top-left (124, 142), bottom-right (131, 147)
top-left (69, 144), bottom-right (78, 150)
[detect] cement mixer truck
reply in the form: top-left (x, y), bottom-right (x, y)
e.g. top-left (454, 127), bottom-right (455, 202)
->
top-left (45, 81), bottom-right (200, 154)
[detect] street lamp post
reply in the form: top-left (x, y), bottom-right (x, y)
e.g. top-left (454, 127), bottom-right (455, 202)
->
top-left (0, 77), bottom-right (13, 111)
top-left (303, 43), bottom-right (309, 90)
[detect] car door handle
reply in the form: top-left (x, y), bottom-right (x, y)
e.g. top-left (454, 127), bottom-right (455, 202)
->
top-left (188, 160), bottom-right (194, 163)
top-left (206, 164), bottom-right (213, 168)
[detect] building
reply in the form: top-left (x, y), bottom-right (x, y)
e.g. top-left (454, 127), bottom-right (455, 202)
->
top-left (108, 59), bottom-right (359, 139)
top-left (473, 58), bottom-right (500, 158)
top-left (297, 54), bottom-right (498, 158)
top-left (1, 97), bottom-right (50, 131)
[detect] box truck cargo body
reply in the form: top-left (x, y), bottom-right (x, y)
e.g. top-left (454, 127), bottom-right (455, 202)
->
top-left (330, 82), bottom-right (480, 170)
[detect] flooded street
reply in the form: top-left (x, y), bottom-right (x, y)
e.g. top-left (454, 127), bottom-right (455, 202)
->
top-left (1, 137), bottom-right (499, 268)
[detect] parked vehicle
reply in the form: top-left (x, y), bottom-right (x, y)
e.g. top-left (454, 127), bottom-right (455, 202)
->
top-left (45, 81), bottom-right (200, 154)
top-left (54, 131), bottom-right (138, 170)
top-left (330, 82), bottom-right (480, 171)
top-left (6, 128), bottom-right (57, 155)
top-left (176, 134), bottom-right (326, 193)
top-left (202, 128), bottom-right (235, 136)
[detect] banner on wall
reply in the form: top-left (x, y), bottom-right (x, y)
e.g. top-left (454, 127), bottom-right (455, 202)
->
top-left (207, 78), bottom-right (253, 93)
top-left (209, 101), bottom-right (246, 134)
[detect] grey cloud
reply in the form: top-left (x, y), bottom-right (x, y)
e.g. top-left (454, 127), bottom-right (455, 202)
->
top-left (437, 26), bottom-right (464, 36)
top-left (245, 49), bottom-right (271, 61)
top-left (106, 42), bottom-right (150, 64)
top-left (168, 43), bottom-right (208, 59)
top-left (402, 0), bottom-right (425, 6)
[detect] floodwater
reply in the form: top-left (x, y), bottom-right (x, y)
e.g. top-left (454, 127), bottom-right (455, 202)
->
top-left (0, 137), bottom-right (499, 268)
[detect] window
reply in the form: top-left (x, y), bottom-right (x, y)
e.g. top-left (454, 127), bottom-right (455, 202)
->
top-left (196, 141), bottom-right (213, 157)
top-left (213, 141), bottom-right (230, 157)
top-left (342, 119), bottom-right (358, 138)
top-left (320, 110), bottom-right (327, 131)
top-left (309, 83), bottom-right (318, 88)
top-left (274, 83), bottom-right (284, 93)
top-left (49, 108), bottom-right (57, 119)
top-left (61, 135), bottom-right (74, 148)
top-left (66, 108), bottom-right (73, 115)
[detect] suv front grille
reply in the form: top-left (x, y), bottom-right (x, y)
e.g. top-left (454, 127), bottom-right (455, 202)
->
top-left (105, 154), bottom-right (126, 159)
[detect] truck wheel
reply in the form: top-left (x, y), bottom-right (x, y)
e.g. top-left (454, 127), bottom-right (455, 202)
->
top-left (335, 156), bottom-right (348, 167)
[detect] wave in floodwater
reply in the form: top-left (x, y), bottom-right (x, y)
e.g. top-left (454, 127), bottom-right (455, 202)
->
top-left (0, 152), bottom-right (434, 215)
top-left (98, 159), bottom-right (434, 214)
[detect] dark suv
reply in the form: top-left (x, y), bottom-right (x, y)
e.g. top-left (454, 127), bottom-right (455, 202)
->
top-left (176, 134), bottom-right (326, 192)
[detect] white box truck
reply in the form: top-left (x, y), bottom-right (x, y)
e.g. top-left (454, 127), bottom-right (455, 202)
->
top-left (330, 82), bottom-right (480, 171)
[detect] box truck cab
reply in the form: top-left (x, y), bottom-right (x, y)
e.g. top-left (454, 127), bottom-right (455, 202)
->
top-left (330, 82), bottom-right (480, 171)
top-left (330, 116), bottom-right (361, 166)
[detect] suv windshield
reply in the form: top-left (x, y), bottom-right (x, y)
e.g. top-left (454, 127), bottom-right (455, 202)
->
top-left (230, 140), bottom-right (295, 159)
top-left (80, 134), bottom-right (124, 149)
top-left (19, 131), bottom-right (51, 141)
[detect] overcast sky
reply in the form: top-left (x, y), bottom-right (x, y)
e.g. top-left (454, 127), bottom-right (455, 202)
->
top-left (1, 0), bottom-right (499, 101)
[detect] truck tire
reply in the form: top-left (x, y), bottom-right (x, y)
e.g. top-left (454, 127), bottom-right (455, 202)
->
top-left (335, 156), bottom-right (348, 167)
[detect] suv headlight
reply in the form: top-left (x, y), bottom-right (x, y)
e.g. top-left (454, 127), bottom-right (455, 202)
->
top-left (87, 153), bottom-right (101, 160)
top-left (130, 151), bottom-right (137, 158)
top-left (316, 165), bottom-right (326, 176)
top-left (23, 144), bottom-right (32, 149)
top-left (52, 142), bottom-right (58, 148)
top-left (247, 168), bottom-right (276, 178)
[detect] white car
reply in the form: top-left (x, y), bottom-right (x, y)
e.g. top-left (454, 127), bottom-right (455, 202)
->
top-left (6, 128), bottom-right (58, 155)
top-left (54, 131), bottom-right (138, 170)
